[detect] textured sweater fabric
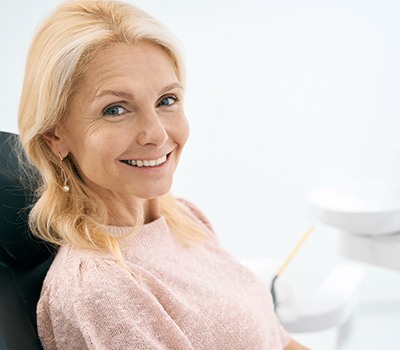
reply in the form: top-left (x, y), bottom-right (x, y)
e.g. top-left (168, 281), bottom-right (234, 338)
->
top-left (37, 202), bottom-right (291, 349)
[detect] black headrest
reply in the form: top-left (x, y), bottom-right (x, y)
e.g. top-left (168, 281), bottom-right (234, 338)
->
top-left (0, 131), bottom-right (54, 268)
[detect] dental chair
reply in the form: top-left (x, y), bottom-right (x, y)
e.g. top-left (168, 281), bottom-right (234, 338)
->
top-left (0, 131), bottom-right (54, 350)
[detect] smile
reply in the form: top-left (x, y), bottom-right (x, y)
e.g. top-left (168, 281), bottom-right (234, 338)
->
top-left (121, 154), bottom-right (168, 167)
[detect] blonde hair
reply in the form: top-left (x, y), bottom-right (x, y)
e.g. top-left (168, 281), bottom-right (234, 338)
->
top-left (18, 0), bottom-right (206, 259)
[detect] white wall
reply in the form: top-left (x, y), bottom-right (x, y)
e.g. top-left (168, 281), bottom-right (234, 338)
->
top-left (2, 1), bottom-right (400, 348)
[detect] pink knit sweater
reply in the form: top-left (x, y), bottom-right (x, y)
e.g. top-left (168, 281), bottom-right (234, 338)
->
top-left (37, 202), bottom-right (291, 349)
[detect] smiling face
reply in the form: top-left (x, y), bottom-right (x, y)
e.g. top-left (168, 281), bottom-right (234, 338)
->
top-left (45, 41), bottom-right (189, 225)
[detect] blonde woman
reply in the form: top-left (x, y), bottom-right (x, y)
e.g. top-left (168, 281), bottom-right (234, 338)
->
top-left (18, 1), bottom-right (307, 349)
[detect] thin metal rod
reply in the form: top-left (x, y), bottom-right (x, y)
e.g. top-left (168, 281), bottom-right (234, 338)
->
top-left (270, 225), bottom-right (314, 309)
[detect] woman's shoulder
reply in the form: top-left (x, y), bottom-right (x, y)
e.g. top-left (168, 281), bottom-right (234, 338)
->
top-left (36, 245), bottom-right (185, 349)
top-left (37, 244), bottom-right (155, 329)
top-left (40, 245), bottom-right (130, 300)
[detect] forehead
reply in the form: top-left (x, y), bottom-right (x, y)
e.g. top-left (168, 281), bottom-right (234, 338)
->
top-left (80, 41), bottom-right (178, 90)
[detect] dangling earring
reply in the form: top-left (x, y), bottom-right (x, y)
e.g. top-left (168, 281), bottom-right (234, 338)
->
top-left (58, 153), bottom-right (70, 192)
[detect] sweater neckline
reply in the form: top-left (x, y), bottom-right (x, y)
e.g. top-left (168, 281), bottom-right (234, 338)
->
top-left (106, 216), bottom-right (172, 246)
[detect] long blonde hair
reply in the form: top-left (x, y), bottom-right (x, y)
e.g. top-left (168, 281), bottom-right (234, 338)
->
top-left (18, 0), bottom-right (207, 259)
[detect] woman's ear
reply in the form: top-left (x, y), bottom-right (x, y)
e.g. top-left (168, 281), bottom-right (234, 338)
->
top-left (42, 127), bottom-right (69, 158)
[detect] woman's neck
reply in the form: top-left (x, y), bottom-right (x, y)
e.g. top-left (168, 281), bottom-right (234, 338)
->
top-left (106, 197), bottom-right (161, 227)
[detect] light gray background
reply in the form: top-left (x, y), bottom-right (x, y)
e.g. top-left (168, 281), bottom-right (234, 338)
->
top-left (1, 1), bottom-right (400, 348)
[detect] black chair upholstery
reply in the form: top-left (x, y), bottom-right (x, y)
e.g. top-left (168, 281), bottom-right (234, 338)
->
top-left (0, 131), bottom-right (54, 350)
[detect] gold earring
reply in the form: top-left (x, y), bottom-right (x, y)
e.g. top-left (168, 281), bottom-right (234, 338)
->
top-left (58, 153), bottom-right (70, 192)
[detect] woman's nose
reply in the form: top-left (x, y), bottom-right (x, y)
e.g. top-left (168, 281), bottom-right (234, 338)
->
top-left (136, 111), bottom-right (168, 147)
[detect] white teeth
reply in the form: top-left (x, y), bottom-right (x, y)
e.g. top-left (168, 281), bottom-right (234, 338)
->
top-left (156, 155), bottom-right (167, 165)
top-left (124, 155), bottom-right (167, 167)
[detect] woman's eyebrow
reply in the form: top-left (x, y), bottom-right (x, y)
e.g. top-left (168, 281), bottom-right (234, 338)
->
top-left (159, 82), bottom-right (183, 95)
top-left (92, 82), bottom-right (183, 102)
top-left (93, 90), bottom-right (134, 101)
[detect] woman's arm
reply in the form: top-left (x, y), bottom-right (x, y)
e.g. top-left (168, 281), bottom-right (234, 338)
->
top-left (285, 339), bottom-right (309, 350)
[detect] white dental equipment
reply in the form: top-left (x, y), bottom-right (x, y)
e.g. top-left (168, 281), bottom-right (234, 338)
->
top-left (308, 184), bottom-right (400, 271)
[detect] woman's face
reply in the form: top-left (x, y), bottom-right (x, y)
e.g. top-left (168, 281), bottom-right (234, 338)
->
top-left (48, 41), bottom-right (189, 220)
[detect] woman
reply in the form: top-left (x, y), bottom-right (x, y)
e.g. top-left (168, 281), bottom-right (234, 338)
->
top-left (18, 1), bottom-right (307, 349)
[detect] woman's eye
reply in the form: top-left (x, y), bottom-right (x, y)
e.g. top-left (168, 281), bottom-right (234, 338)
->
top-left (103, 105), bottom-right (126, 117)
top-left (157, 96), bottom-right (177, 107)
